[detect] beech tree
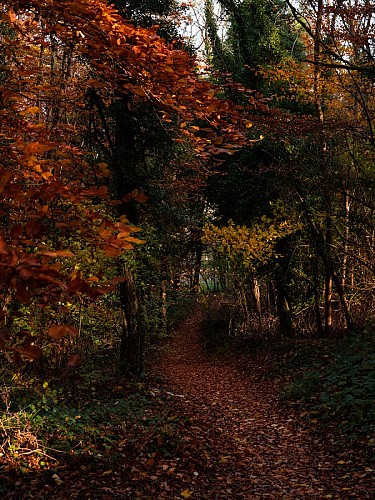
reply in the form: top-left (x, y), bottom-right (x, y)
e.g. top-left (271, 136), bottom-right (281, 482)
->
top-left (0, 0), bottom-right (254, 370)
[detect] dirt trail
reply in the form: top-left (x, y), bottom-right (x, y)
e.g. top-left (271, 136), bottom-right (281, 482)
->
top-left (150, 307), bottom-right (374, 499)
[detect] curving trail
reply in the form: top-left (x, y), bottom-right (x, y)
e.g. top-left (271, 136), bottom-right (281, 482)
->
top-left (4, 306), bottom-right (374, 499)
top-left (150, 307), bottom-right (374, 499)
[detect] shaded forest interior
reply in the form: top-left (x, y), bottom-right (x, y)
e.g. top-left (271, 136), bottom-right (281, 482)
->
top-left (1, 0), bottom-right (375, 497)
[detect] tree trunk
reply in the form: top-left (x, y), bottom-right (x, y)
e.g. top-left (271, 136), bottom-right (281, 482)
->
top-left (249, 276), bottom-right (262, 333)
top-left (192, 238), bottom-right (203, 292)
top-left (267, 280), bottom-right (276, 312)
top-left (273, 269), bottom-right (293, 337)
top-left (341, 189), bottom-right (351, 289)
top-left (324, 215), bottom-right (333, 336)
top-left (276, 287), bottom-right (293, 337)
top-left (161, 279), bottom-right (167, 320)
top-left (88, 89), bottom-right (144, 374)
top-left (253, 277), bottom-right (262, 319)
top-left (313, 258), bottom-right (324, 337)
top-left (294, 188), bottom-right (354, 334)
top-left (314, 0), bottom-right (334, 337)
top-left (273, 240), bottom-right (293, 337)
top-left (113, 95), bottom-right (144, 374)
top-left (119, 266), bottom-right (143, 375)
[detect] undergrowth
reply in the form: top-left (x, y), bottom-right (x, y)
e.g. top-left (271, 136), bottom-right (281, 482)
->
top-left (200, 295), bottom-right (375, 456)
top-left (168, 290), bottom-right (197, 327)
top-left (0, 290), bottom-right (197, 487)
top-left (0, 354), bottom-right (184, 492)
top-left (282, 325), bottom-right (375, 456)
top-left (0, 375), bottom-right (151, 470)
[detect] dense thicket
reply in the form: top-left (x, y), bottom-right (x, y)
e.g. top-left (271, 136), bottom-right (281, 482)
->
top-left (202, 0), bottom-right (375, 339)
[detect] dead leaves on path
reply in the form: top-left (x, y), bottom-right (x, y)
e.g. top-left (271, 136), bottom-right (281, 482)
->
top-left (147, 308), bottom-right (375, 499)
top-left (3, 377), bottom-right (374, 499)
top-left (3, 308), bottom-right (375, 498)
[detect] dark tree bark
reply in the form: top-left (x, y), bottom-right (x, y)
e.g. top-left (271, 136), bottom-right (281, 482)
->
top-left (275, 280), bottom-right (293, 337)
top-left (87, 89), bottom-right (144, 374)
top-left (119, 265), bottom-right (143, 375)
top-left (313, 258), bottom-right (324, 337)
top-left (294, 186), bottom-right (354, 334)
top-left (114, 96), bottom-right (144, 375)
top-left (192, 237), bottom-right (203, 292)
top-left (273, 241), bottom-right (294, 337)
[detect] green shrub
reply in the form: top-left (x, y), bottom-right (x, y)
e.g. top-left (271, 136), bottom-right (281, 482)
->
top-left (283, 331), bottom-right (375, 448)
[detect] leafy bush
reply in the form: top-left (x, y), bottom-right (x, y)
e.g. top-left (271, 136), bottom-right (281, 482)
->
top-left (0, 381), bottom-right (152, 467)
top-left (282, 329), bottom-right (375, 451)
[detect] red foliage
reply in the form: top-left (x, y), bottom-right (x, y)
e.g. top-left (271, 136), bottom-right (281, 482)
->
top-left (0, 0), bottom-right (257, 360)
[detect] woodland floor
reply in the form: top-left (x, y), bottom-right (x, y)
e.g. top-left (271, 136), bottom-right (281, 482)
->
top-left (2, 306), bottom-right (375, 498)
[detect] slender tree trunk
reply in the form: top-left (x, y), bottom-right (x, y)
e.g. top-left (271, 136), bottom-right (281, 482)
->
top-left (273, 268), bottom-right (293, 337)
top-left (314, 0), bottom-right (334, 336)
top-left (238, 289), bottom-right (248, 332)
top-left (119, 266), bottom-right (143, 375)
top-left (161, 279), bottom-right (167, 320)
top-left (253, 277), bottom-right (262, 319)
top-left (276, 287), bottom-right (293, 337)
top-left (113, 95), bottom-right (144, 374)
top-left (249, 276), bottom-right (262, 332)
top-left (274, 241), bottom-right (293, 337)
top-left (342, 190), bottom-right (351, 289)
top-left (192, 238), bottom-right (203, 292)
top-left (324, 214), bottom-right (333, 336)
top-left (219, 264), bottom-right (227, 291)
top-left (267, 280), bottom-right (276, 312)
top-left (313, 258), bottom-right (324, 337)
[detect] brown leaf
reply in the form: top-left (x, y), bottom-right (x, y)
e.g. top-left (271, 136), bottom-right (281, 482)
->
top-left (20, 106), bottom-right (40, 116)
top-left (48, 324), bottom-right (69, 339)
top-left (68, 278), bottom-right (91, 294)
top-left (7, 8), bottom-right (16, 23)
top-left (17, 345), bottom-right (43, 360)
top-left (24, 141), bottom-right (55, 154)
top-left (181, 490), bottom-right (193, 498)
top-left (0, 170), bottom-right (13, 195)
top-left (67, 354), bottom-right (82, 367)
top-left (134, 191), bottom-right (148, 203)
top-left (66, 325), bottom-right (79, 337)
top-left (26, 220), bottom-right (45, 238)
top-left (105, 276), bottom-right (128, 285)
top-left (40, 250), bottom-right (75, 258)
top-left (0, 235), bottom-right (7, 253)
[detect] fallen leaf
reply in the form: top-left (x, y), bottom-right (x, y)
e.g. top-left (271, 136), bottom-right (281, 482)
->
top-left (181, 490), bottom-right (193, 498)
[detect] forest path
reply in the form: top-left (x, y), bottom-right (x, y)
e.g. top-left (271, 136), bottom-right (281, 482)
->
top-left (3, 306), bottom-right (374, 500)
top-left (149, 306), bottom-right (374, 499)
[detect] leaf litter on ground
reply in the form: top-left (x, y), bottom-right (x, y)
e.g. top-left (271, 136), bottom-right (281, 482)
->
top-left (1, 306), bottom-right (374, 498)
